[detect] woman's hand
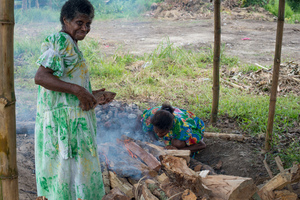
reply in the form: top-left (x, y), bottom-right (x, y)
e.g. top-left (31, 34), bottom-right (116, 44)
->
top-left (76, 86), bottom-right (97, 111)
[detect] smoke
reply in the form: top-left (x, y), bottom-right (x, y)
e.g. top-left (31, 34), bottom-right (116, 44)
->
top-left (96, 101), bottom-right (149, 144)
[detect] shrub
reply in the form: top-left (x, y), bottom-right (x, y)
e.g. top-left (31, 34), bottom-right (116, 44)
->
top-left (265, 0), bottom-right (294, 19)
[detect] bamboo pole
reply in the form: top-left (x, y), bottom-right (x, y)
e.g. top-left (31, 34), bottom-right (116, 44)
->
top-left (210, 0), bottom-right (221, 124)
top-left (0, 0), bottom-right (19, 199)
top-left (265, 0), bottom-right (285, 151)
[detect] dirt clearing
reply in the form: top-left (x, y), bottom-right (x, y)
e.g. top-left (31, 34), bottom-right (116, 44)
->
top-left (16, 6), bottom-right (300, 199)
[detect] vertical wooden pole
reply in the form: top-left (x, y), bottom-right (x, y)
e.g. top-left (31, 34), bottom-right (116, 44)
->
top-left (265, 0), bottom-right (285, 151)
top-left (210, 0), bottom-right (221, 124)
top-left (0, 0), bottom-right (19, 199)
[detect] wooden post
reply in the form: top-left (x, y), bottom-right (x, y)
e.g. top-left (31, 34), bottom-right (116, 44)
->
top-left (265, 0), bottom-right (285, 151)
top-left (210, 0), bottom-right (221, 124)
top-left (0, 0), bottom-right (19, 199)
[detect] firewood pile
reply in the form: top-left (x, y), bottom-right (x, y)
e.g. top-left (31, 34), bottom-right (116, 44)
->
top-left (98, 136), bottom-right (300, 200)
top-left (221, 61), bottom-right (300, 96)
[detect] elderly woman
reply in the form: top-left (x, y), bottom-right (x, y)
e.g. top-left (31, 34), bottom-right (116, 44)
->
top-left (141, 103), bottom-right (206, 153)
top-left (34, 0), bottom-right (105, 199)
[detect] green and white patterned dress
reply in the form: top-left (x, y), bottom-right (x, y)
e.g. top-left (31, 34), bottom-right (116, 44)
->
top-left (35, 32), bottom-right (105, 200)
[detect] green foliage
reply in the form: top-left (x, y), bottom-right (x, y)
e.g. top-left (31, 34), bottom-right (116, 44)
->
top-left (79, 39), bottom-right (128, 78)
top-left (241, 0), bottom-right (300, 23)
top-left (15, 8), bottom-right (59, 24)
top-left (92, 0), bottom-right (158, 19)
top-left (265, 0), bottom-right (294, 18)
top-left (14, 37), bottom-right (43, 78)
top-left (270, 136), bottom-right (300, 167)
top-left (240, 64), bottom-right (261, 73)
top-left (287, 0), bottom-right (300, 12)
top-left (14, 28), bottom-right (57, 78)
top-left (241, 0), bottom-right (269, 7)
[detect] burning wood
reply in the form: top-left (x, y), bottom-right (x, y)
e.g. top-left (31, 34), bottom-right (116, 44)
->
top-left (122, 135), bottom-right (191, 163)
top-left (98, 143), bottom-right (157, 179)
top-left (98, 136), bottom-right (299, 200)
top-left (122, 140), bottom-right (161, 171)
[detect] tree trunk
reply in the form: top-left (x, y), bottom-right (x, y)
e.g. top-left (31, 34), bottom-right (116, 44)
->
top-left (265, 0), bottom-right (285, 151)
top-left (210, 0), bottom-right (221, 124)
top-left (0, 0), bottom-right (19, 198)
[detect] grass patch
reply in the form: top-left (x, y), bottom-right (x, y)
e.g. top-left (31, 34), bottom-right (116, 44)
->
top-left (15, 8), bottom-right (59, 24)
top-left (264, 0), bottom-right (300, 23)
top-left (14, 27), bottom-right (300, 167)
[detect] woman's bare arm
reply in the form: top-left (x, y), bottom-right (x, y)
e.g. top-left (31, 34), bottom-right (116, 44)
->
top-left (35, 65), bottom-right (97, 111)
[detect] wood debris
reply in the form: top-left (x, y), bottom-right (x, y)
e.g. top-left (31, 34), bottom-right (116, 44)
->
top-left (222, 61), bottom-right (300, 96)
top-left (38, 137), bottom-right (300, 200)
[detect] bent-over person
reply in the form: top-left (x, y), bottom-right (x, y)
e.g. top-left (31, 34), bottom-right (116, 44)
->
top-left (141, 103), bottom-right (206, 153)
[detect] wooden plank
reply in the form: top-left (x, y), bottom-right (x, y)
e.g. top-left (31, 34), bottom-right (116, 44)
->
top-left (156, 173), bottom-right (170, 185)
top-left (258, 163), bottom-right (300, 200)
top-left (124, 141), bottom-right (161, 171)
top-left (257, 173), bottom-right (292, 200)
top-left (141, 183), bottom-right (159, 200)
top-left (109, 171), bottom-right (134, 199)
top-left (160, 155), bottom-right (211, 198)
top-left (100, 162), bottom-right (111, 194)
top-left (274, 190), bottom-right (298, 200)
top-left (102, 187), bottom-right (130, 200)
top-left (204, 132), bottom-right (245, 142)
top-left (122, 136), bottom-right (190, 163)
top-left (263, 159), bottom-right (273, 178)
top-left (274, 156), bottom-right (293, 191)
top-left (201, 175), bottom-right (258, 200)
top-left (99, 143), bottom-right (157, 178)
top-left (182, 189), bottom-right (197, 200)
top-left (164, 150), bottom-right (191, 163)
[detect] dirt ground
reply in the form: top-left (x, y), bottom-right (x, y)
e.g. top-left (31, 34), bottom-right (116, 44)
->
top-left (16, 4), bottom-right (300, 200)
top-left (89, 12), bottom-right (300, 67)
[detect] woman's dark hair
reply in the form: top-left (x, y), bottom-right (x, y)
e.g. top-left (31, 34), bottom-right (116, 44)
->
top-left (150, 103), bottom-right (175, 131)
top-left (60, 0), bottom-right (95, 25)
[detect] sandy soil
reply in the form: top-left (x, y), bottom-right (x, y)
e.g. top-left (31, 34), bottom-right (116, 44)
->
top-left (89, 17), bottom-right (300, 67)
top-left (16, 10), bottom-right (300, 200)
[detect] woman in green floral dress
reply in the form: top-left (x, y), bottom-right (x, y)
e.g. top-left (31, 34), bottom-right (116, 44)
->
top-left (34, 0), bottom-right (105, 199)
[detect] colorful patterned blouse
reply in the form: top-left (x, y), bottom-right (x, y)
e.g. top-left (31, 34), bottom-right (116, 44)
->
top-left (35, 32), bottom-right (104, 200)
top-left (141, 106), bottom-right (205, 146)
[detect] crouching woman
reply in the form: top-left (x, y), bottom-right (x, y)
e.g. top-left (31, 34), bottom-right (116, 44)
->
top-left (141, 103), bottom-right (206, 152)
